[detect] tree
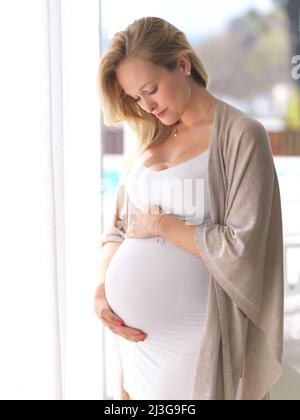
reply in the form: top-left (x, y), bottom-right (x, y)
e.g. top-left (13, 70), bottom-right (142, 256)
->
top-left (276, 0), bottom-right (300, 127)
top-left (277, 0), bottom-right (300, 87)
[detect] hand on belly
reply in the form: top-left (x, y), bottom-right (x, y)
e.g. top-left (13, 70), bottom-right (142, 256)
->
top-left (104, 237), bottom-right (209, 335)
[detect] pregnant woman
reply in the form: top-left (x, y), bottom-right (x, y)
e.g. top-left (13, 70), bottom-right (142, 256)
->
top-left (94, 17), bottom-right (284, 400)
top-left (105, 148), bottom-right (212, 401)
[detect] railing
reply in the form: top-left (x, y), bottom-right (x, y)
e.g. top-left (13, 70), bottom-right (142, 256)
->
top-left (103, 128), bottom-right (300, 157)
top-left (268, 130), bottom-right (300, 156)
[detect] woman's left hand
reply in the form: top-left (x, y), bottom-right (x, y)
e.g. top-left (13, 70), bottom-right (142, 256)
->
top-left (125, 205), bottom-right (165, 239)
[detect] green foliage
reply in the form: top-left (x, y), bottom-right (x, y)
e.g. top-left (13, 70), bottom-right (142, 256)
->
top-left (285, 85), bottom-right (300, 129)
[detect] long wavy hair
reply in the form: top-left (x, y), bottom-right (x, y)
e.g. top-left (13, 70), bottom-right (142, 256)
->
top-left (97, 16), bottom-right (209, 183)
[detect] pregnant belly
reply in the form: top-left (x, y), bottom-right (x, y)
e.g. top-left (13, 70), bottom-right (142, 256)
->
top-left (104, 237), bottom-right (210, 334)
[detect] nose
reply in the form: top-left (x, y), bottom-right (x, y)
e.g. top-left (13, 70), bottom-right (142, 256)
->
top-left (141, 97), bottom-right (156, 113)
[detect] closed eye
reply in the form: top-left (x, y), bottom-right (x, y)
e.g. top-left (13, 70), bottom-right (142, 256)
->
top-left (133, 86), bottom-right (158, 103)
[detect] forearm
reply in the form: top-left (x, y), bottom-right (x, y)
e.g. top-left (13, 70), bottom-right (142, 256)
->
top-left (159, 214), bottom-right (201, 257)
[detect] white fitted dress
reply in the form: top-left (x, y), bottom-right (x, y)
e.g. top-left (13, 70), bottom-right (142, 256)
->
top-left (104, 149), bottom-right (212, 400)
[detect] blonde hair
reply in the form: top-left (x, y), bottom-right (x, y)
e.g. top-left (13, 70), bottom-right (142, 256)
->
top-left (97, 16), bottom-right (209, 183)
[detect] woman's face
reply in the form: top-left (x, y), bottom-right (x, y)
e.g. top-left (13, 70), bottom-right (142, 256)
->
top-left (116, 56), bottom-right (191, 125)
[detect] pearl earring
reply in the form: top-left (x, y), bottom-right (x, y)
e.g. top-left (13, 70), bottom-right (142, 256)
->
top-left (187, 71), bottom-right (191, 76)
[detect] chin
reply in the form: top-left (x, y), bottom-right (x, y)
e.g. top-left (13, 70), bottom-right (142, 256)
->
top-left (162, 122), bottom-right (174, 128)
top-left (161, 116), bottom-right (178, 126)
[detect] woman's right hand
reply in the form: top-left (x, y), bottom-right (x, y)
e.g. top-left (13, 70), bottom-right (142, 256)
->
top-left (94, 284), bottom-right (147, 343)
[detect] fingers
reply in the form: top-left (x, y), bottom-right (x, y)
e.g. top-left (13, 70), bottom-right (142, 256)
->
top-left (117, 325), bottom-right (147, 343)
top-left (103, 321), bottom-right (147, 343)
top-left (98, 306), bottom-right (147, 342)
top-left (147, 204), bottom-right (161, 215)
top-left (97, 304), bottom-right (123, 326)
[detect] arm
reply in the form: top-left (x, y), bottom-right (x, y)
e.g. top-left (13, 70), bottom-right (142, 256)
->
top-left (100, 183), bottom-right (126, 248)
top-left (97, 181), bottom-right (126, 293)
top-left (193, 120), bottom-right (277, 319)
top-left (159, 215), bottom-right (201, 257)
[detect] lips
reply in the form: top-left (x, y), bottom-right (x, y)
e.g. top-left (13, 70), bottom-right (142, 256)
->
top-left (156, 109), bottom-right (167, 118)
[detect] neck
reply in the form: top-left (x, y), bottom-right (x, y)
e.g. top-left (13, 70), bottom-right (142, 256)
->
top-left (177, 85), bottom-right (216, 130)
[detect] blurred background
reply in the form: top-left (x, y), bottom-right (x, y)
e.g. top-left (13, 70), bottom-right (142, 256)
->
top-left (0, 0), bottom-right (299, 400)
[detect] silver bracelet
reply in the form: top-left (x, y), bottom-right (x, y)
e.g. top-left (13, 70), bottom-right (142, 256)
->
top-left (156, 213), bottom-right (166, 245)
top-left (156, 236), bottom-right (165, 245)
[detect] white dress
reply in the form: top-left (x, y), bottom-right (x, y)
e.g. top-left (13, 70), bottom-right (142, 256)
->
top-left (104, 149), bottom-right (212, 400)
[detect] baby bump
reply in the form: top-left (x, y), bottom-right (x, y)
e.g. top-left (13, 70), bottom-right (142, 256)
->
top-left (104, 237), bottom-right (210, 333)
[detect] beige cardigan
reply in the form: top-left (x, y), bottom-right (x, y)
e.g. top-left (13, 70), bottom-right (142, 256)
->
top-left (100, 98), bottom-right (284, 400)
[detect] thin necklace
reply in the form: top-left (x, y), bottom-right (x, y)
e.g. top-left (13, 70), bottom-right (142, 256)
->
top-left (173, 99), bottom-right (215, 137)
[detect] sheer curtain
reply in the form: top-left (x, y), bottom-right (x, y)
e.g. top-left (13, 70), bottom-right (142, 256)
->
top-left (0, 0), bottom-right (103, 400)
